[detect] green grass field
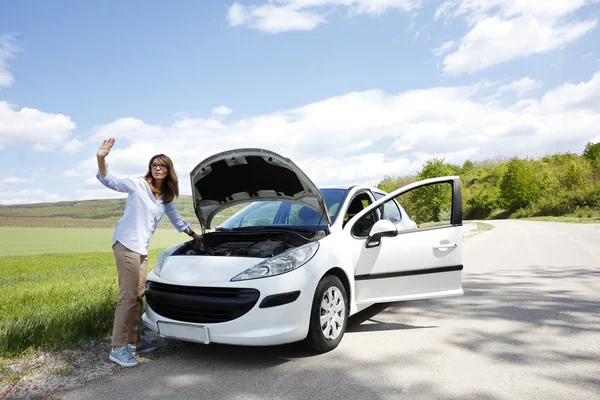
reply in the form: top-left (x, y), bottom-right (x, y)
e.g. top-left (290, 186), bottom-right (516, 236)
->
top-left (0, 227), bottom-right (190, 357)
top-left (0, 227), bottom-right (188, 257)
top-left (0, 200), bottom-right (246, 358)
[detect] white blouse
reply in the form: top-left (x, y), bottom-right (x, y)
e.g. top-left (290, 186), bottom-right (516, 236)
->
top-left (96, 169), bottom-right (191, 255)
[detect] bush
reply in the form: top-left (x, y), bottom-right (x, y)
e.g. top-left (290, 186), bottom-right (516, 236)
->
top-left (575, 206), bottom-right (593, 218)
top-left (537, 192), bottom-right (577, 216)
top-left (466, 186), bottom-right (499, 218)
top-left (584, 184), bottom-right (600, 208)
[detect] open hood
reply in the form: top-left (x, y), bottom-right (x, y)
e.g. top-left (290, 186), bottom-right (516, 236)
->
top-left (190, 148), bottom-right (331, 231)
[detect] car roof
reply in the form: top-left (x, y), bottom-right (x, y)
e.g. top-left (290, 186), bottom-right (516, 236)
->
top-left (319, 184), bottom-right (384, 193)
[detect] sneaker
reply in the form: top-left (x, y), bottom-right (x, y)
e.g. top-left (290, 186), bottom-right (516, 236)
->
top-left (127, 339), bottom-right (158, 355)
top-left (109, 346), bottom-right (138, 367)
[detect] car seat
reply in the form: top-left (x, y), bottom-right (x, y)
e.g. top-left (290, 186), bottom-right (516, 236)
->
top-left (343, 197), bottom-right (366, 228)
top-left (298, 206), bottom-right (321, 225)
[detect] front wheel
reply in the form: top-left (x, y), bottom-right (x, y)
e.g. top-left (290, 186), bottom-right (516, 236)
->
top-left (306, 275), bottom-right (348, 353)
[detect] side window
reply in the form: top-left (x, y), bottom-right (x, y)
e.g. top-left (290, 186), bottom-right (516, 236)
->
top-left (384, 201), bottom-right (402, 223)
top-left (351, 209), bottom-right (379, 237)
top-left (347, 192), bottom-right (378, 237)
top-left (374, 192), bottom-right (402, 223)
top-left (343, 192), bottom-right (375, 227)
top-left (395, 182), bottom-right (453, 229)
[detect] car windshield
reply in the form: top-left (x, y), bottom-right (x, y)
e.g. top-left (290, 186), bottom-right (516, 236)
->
top-left (217, 188), bottom-right (348, 231)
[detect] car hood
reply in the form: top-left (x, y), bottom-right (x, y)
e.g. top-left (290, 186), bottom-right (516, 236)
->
top-left (190, 148), bottom-right (331, 230)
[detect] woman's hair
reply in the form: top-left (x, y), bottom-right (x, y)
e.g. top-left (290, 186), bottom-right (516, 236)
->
top-left (144, 154), bottom-right (179, 203)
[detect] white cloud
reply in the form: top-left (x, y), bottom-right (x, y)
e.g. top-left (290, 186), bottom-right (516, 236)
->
top-left (212, 106), bottom-right (232, 116)
top-left (227, 3), bottom-right (326, 33)
top-left (62, 138), bottom-right (85, 154)
top-left (0, 188), bottom-right (68, 205)
top-left (437, 0), bottom-right (597, 74)
top-left (432, 40), bottom-right (456, 56)
top-left (497, 77), bottom-right (542, 97)
top-left (0, 34), bottom-right (17, 88)
top-left (0, 101), bottom-right (76, 151)
top-left (536, 72), bottom-right (600, 112)
top-left (227, 2), bottom-right (250, 26)
top-left (226, 0), bottom-right (420, 33)
top-left (68, 70), bottom-right (600, 202)
top-left (0, 176), bottom-right (34, 184)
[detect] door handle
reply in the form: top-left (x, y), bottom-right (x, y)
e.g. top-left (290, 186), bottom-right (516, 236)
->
top-left (433, 243), bottom-right (457, 249)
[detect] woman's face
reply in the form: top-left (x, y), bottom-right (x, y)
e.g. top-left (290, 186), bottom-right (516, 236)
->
top-left (150, 158), bottom-right (169, 181)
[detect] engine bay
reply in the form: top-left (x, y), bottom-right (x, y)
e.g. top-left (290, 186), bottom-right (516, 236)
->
top-left (175, 229), bottom-right (316, 258)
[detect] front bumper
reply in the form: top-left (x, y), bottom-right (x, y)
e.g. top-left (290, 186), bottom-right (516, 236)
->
top-left (142, 266), bottom-right (318, 346)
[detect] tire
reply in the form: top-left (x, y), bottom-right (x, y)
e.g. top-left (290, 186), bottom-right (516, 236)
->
top-left (306, 275), bottom-right (348, 353)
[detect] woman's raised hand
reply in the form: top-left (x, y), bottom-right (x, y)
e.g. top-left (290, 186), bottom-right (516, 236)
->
top-left (97, 138), bottom-right (115, 158)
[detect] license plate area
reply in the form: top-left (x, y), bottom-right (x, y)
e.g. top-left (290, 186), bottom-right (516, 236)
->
top-left (157, 321), bottom-right (210, 344)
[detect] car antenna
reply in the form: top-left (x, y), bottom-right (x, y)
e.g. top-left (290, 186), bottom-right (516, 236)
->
top-left (352, 169), bottom-right (358, 184)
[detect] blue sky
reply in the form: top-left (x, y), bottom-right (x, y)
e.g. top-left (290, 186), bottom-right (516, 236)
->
top-left (1, 0), bottom-right (600, 204)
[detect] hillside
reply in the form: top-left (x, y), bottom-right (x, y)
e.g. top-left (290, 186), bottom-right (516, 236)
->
top-left (2, 142), bottom-right (600, 227)
top-left (0, 196), bottom-right (196, 220)
top-left (377, 141), bottom-right (600, 222)
top-left (0, 196), bottom-right (205, 229)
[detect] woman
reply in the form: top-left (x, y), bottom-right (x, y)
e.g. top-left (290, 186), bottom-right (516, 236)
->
top-left (96, 138), bottom-right (202, 367)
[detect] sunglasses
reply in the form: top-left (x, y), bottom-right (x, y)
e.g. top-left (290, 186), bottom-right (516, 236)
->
top-left (151, 163), bottom-right (168, 170)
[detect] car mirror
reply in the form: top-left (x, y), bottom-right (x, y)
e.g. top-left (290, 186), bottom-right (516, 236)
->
top-left (366, 220), bottom-right (398, 248)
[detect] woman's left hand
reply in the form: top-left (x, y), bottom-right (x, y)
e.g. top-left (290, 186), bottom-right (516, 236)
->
top-left (191, 233), bottom-right (204, 246)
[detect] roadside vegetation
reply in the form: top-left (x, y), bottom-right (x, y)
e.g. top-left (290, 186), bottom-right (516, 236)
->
top-left (377, 141), bottom-right (600, 223)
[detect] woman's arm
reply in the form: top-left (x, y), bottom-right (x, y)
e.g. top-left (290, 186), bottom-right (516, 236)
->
top-left (165, 202), bottom-right (203, 244)
top-left (96, 138), bottom-right (114, 178)
top-left (95, 138), bottom-right (137, 193)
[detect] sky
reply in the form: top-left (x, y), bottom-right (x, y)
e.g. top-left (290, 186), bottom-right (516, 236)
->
top-left (1, 0), bottom-right (600, 204)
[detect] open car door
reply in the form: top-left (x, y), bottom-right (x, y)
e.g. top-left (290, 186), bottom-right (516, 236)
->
top-left (345, 176), bottom-right (463, 307)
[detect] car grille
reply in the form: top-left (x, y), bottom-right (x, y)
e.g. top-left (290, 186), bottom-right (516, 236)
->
top-left (145, 282), bottom-right (260, 324)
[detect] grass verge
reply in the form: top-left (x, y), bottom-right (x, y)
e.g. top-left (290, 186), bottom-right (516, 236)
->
top-left (518, 215), bottom-right (600, 223)
top-left (0, 249), bottom-right (163, 357)
top-left (474, 222), bottom-right (494, 232)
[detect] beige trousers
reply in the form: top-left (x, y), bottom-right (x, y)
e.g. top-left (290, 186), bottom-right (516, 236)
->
top-left (111, 241), bottom-right (148, 347)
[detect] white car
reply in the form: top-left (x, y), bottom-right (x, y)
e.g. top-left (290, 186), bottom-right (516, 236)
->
top-left (143, 148), bottom-right (463, 352)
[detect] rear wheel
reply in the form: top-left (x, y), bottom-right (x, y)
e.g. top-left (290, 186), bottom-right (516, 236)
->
top-left (306, 275), bottom-right (348, 353)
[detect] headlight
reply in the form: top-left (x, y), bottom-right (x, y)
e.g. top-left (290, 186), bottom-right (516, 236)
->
top-left (231, 242), bottom-right (319, 281)
top-left (154, 244), bottom-right (184, 277)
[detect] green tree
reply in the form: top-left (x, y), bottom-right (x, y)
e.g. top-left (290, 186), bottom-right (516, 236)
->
top-left (376, 175), bottom-right (416, 193)
top-left (461, 160), bottom-right (474, 175)
top-left (561, 158), bottom-right (590, 190)
top-left (499, 158), bottom-right (541, 211)
top-left (377, 176), bottom-right (398, 194)
top-left (583, 141), bottom-right (600, 170)
top-left (409, 159), bottom-right (455, 223)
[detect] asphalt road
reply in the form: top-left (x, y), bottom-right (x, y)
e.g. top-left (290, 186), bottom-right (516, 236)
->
top-left (59, 220), bottom-right (600, 400)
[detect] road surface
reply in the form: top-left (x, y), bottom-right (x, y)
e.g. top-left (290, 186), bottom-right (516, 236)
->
top-left (59, 220), bottom-right (600, 400)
